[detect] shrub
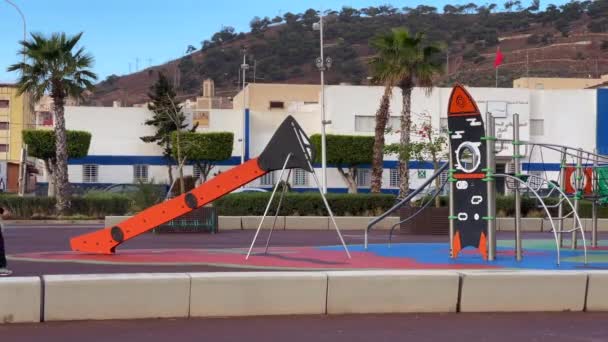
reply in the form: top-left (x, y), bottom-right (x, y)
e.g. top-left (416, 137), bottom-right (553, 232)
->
top-left (212, 193), bottom-right (396, 216)
top-left (130, 180), bottom-right (165, 212)
top-left (171, 175), bottom-right (197, 197)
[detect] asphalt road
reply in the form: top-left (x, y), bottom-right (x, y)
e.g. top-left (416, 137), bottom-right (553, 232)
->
top-left (1, 312), bottom-right (607, 342)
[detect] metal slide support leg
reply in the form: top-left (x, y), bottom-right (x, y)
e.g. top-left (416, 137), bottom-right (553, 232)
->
top-left (290, 125), bottom-right (351, 258)
top-left (264, 169), bottom-right (292, 254)
top-left (246, 153), bottom-right (293, 260)
top-left (558, 147), bottom-right (566, 248)
top-left (486, 112), bottom-right (497, 261)
top-left (572, 149), bottom-right (582, 250)
top-left (593, 150), bottom-right (599, 248)
top-left (310, 170), bottom-right (351, 259)
top-left (513, 113), bottom-right (522, 261)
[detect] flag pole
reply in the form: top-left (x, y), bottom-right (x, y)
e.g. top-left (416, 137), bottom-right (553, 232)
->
top-left (495, 66), bottom-right (498, 88)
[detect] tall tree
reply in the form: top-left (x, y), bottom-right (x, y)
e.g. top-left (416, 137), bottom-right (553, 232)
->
top-left (22, 130), bottom-right (91, 197)
top-left (141, 73), bottom-right (188, 193)
top-left (369, 28), bottom-right (442, 198)
top-left (8, 32), bottom-right (97, 213)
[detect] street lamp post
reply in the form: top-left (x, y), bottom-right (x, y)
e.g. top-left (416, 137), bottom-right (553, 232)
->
top-left (313, 12), bottom-right (332, 194)
top-left (240, 51), bottom-right (249, 165)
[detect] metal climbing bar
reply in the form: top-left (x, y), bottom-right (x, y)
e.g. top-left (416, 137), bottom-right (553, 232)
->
top-left (364, 163), bottom-right (449, 249)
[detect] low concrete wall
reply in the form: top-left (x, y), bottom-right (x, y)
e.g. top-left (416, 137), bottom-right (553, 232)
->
top-left (326, 271), bottom-right (459, 314)
top-left (285, 216), bottom-right (329, 230)
top-left (190, 272), bottom-right (327, 317)
top-left (108, 215), bottom-right (397, 231)
top-left (241, 216), bottom-right (286, 230)
top-left (104, 216), bottom-right (131, 227)
top-left (218, 216), bottom-right (242, 230)
top-left (0, 277), bottom-right (41, 323)
top-left (459, 271), bottom-right (587, 312)
top-left (12, 271), bottom-right (608, 321)
top-left (585, 272), bottom-right (608, 311)
top-left (43, 273), bottom-right (191, 321)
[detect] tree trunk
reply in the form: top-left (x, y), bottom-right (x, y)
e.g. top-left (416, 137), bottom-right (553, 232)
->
top-left (44, 159), bottom-right (56, 197)
top-left (371, 86), bottom-right (393, 193)
top-left (51, 87), bottom-right (70, 214)
top-left (337, 166), bottom-right (357, 194)
top-left (166, 141), bottom-right (174, 187)
top-left (175, 132), bottom-right (185, 194)
top-left (398, 86), bottom-right (413, 199)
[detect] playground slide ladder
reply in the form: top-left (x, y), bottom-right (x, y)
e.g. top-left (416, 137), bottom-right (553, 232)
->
top-left (70, 116), bottom-right (317, 254)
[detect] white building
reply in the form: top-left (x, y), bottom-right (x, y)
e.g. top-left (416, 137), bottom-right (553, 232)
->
top-left (35, 85), bottom-right (608, 195)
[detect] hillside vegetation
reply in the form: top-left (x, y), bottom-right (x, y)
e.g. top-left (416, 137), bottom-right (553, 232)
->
top-left (89, 1), bottom-right (608, 106)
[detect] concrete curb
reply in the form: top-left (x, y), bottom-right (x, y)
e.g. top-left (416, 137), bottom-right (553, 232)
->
top-left (3, 270), bottom-right (608, 323)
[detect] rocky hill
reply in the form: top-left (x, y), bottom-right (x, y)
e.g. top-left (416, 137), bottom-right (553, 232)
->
top-left (88, 1), bottom-right (608, 106)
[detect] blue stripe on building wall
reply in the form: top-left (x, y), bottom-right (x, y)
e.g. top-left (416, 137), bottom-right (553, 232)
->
top-left (67, 156), bottom-right (577, 173)
top-left (68, 156), bottom-right (444, 170)
top-left (597, 89), bottom-right (608, 155)
top-left (245, 108), bottom-right (250, 161)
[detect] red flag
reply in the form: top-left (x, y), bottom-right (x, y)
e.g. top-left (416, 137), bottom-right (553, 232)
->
top-left (494, 47), bottom-right (504, 68)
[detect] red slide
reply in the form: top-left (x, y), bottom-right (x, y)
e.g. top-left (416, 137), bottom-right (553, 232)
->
top-left (70, 116), bottom-right (315, 254)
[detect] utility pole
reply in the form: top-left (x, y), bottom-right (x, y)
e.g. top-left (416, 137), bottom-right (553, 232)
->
top-left (313, 11), bottom-right (332, 194)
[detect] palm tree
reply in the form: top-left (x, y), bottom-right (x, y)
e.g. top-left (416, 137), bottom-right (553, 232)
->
top-left (369, 28), bottom-right (442, 197)
top-left (8, 32), bottom-right (97, 213)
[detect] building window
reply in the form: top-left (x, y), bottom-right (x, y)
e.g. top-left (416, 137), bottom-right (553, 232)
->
top-left (0, 122), bottom-right (8, 130)
top-left (357, 168), bottom-right (371, 187)
top-left (440, 118), bottom-right (448, 131)
top-left (530, 119), bottom-right (544, 136)
top-left (83, 164), bottom-right (99, 183)
top-left (133, 164), bottom-right (148, 183)
top-left (355, 116), bottom-right (374, 132)
top-left (388, 116), bottom-right (401, 132)
top-left (193, 111), bottom-right (210, 128)
top-left (390, 168), bottom-right (400, 188)
top-left (293, 169), bottom-right (308, 186)
top-left (260, 172), bottom-right (275, 186)
top-left (0, 144), bottom-right (7, 152)
top-left (269, 101), bottom-right (284, 109)
top-left (193, 165), bottom-right (201, 179)
top-left (0, 100), bottom-right (8, 108)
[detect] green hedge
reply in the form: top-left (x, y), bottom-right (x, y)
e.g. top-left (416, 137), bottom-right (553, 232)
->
top-left (0, 194), bottom-right (131, 219)
top-left (213, 193), bottom-right (396, 216)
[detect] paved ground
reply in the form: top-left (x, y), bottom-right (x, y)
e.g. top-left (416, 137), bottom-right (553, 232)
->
top-left (3, 223), bottom-right (439, 276)
top-left (2, 223), bottom-right (593, 275)
top-left (2, 312), bottom-right (608, 342)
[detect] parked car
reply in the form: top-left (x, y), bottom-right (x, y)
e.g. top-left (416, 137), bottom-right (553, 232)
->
top-left (102, 184), bottom-right (140, 194)
top-left (231, 187), bottom-right (268, 194)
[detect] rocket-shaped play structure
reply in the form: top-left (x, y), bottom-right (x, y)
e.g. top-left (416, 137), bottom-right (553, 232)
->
top-left (447, 85), bottom-right (489, 259)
